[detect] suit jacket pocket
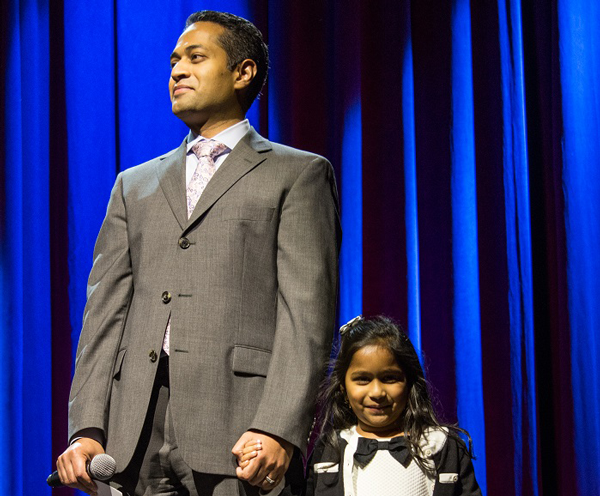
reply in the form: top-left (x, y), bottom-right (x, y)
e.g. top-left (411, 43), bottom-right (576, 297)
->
top-left (220, 205), bottom-right (275, 221)
top-left (232, 345), bottom-right (271, 377)
top-left (112, 348), bottom-right (127, 380)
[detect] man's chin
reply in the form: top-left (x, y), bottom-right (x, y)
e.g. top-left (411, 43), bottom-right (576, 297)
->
top-left (172, 105), bottom-right (194, 120)
top-left (172, 108), bottom-right (205, 132)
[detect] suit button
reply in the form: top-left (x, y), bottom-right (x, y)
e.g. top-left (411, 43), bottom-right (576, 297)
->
top-left (161, 291), bottom-right (171, 304)
top-left (178, 237), bottom-right (190, 249)
top-left (149, 349), bottom-right (158, 362)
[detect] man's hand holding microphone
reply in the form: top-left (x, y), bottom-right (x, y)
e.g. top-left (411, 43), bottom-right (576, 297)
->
top-left (51, 438), bottom-right (112, 495)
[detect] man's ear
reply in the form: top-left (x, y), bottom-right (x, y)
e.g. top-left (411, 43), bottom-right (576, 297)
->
top-left (234, 59), bottom-right (257, 90)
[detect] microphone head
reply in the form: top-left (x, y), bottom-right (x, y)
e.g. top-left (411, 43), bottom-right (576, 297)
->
top-left (88, 454), bottom-right (117, 481)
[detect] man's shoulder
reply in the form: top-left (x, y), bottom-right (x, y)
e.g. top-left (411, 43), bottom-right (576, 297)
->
top-left (267, 140), bottom-right (329, 164)
top-left (119, 142), bottom-right (185, 182)
top-left (245, 128), bottom-right (329, 165)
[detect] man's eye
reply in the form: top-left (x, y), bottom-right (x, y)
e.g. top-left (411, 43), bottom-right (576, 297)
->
top-left (191, 53), bottom-right (205, 61)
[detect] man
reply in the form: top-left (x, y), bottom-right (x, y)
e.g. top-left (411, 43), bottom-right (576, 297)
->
top-left (56, 10), bottom-right (340, 496)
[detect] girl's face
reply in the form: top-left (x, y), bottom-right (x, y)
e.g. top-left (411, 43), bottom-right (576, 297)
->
top-left (344, 344), bottom-right (408, 438)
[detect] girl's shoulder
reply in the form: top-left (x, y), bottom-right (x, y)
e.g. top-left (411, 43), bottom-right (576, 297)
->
top-left (311, 428), bottom-right (349, 461)
top-left (419, 426), bottom-right (474, 463)
top-left (339, 425), bottom-right (358, 443)
top-left (417, 426), bottom-right (450, 457)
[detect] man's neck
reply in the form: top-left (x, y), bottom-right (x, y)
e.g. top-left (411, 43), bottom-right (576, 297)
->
top-left (181, 107), bottom-right (246, 138)
top-left (188, 120), bottom-right (250, 152)
top-left (198, 118), bottom-right (244, 138)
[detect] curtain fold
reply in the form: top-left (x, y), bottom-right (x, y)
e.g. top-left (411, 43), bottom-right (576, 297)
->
top-left (337, 0), bottom-right (363, 325)
top-left (497, 1), bottom-right (540, 494)
top-left (1, 2), bottom-right (52, 496)
top-left (450, 0), bottom-right (486, 491)
top-left (1, 1), bottom-right (599, 495)
top-left (558, 1), bottom-right (600, 494)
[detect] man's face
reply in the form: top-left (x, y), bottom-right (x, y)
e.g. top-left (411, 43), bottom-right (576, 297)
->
top-left (169, 22), bottom-right (239, 130)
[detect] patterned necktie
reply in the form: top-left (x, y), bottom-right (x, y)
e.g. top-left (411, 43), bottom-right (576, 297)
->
top-left (354, 436), bottom-right (412, 468)
top-left (186, 139), bottom-right (229, 218)
top-left (162, 139), bottom-right (229, 355)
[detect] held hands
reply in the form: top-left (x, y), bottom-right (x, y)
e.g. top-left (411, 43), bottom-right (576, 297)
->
top-left (232, 430), bottom-right (293, 491)
top-left (56, 437), bottom-right (105, 495)
top-left (237, 438), bottom-right (263, 470)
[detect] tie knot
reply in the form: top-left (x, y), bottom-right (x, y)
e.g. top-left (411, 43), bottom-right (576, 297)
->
top-left (191, 139), bottom-right (229, 160)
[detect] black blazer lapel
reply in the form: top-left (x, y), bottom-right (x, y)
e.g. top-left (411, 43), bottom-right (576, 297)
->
top-left (155, 138), bottom-right (188, 230)
top-left (184, 127), bottom-right (272, 231)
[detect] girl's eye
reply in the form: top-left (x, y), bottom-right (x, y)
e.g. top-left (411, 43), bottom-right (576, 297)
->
top-left (387, 374), bottom-right (406, 383)
top-left (354, 376), bottom-right (370, 384)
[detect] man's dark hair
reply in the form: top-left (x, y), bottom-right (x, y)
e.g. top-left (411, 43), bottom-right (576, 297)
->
top-left (185, 11), bottom-right (269, 112)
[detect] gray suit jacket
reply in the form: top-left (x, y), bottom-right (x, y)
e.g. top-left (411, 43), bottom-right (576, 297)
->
top-left (68, 127), bottom-right (341, 476)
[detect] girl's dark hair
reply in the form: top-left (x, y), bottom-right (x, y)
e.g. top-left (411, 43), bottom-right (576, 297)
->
top-left (316, 315), bottom-right (474, 474)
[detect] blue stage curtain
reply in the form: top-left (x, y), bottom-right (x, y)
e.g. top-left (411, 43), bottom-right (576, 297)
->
top-left (335, 1), bottom-right (363, 325)
top-left (450, 0), bottom-right (487, 489)
top-left (1, 2), bottom-right (52, 496)
top-left (497, 1), bottom-right (539, 493)
top-left (558, 1), bottom-right (600, 494)
top-left (1, 1), bottom-right (599, 495)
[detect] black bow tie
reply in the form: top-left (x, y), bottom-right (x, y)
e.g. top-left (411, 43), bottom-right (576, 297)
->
top-left (354, 436), bottom-right (412, 468)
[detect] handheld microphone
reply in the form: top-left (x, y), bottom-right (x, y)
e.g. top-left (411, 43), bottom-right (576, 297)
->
top-left (47, 453), bottom-right (116, 488)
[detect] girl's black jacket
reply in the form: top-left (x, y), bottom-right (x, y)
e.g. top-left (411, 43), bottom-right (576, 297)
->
top-left (305, 428), bottom-right (482, 496)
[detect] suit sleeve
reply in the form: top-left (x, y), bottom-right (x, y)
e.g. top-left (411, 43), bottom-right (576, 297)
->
top-left (249, 156), bottom-right (341, 453)
top-left (68, 173), bottom-right (133, 441)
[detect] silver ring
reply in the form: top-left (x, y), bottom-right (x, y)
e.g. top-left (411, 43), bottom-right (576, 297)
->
top-left (264, 476), bottom-right (276, 485)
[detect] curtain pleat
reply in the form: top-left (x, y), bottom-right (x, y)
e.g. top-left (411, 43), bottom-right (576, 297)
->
top-left (450, 1), bottom-right (487, 491)
top-left (1, 2), bottom-right (52, 496)
top-left (558, 1), bottom-right (600, 494)
top-left (497, 1), bottom-right (540, 494)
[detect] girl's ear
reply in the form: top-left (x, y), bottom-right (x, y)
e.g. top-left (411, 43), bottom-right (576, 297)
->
top-left (340, 386), bottom-right (350, 406)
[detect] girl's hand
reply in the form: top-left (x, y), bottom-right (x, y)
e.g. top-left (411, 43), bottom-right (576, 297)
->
top-left (236, 439), bottom-right (263, 468)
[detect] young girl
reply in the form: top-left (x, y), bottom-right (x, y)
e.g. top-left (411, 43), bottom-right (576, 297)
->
top-left (239, 315), bottom-right (482, 495)
top-left (305, 315), bottom-right (481, 496)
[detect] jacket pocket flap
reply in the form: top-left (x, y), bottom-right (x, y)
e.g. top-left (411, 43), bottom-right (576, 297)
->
top-left (232, 345), bottom-right (272, 377)
top-left (439, 473), bottom-right (459, 484)
top-left (314, 463), bottom-right (339, 473)
top-left (113, 348), bottom-right (127, 379)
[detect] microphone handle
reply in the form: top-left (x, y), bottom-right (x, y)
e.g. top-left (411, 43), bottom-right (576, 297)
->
top-left (46, 470), bottom-right (63, 488)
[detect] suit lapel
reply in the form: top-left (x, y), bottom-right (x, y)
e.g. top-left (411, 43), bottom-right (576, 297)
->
top-left (155, 138), bottom-right (188, 230)
top-left (185, 127), bottom-right (272, 230)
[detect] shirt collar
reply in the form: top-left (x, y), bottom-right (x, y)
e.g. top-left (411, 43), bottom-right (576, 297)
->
top-left (187, 119), bottom-right (250, 153)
